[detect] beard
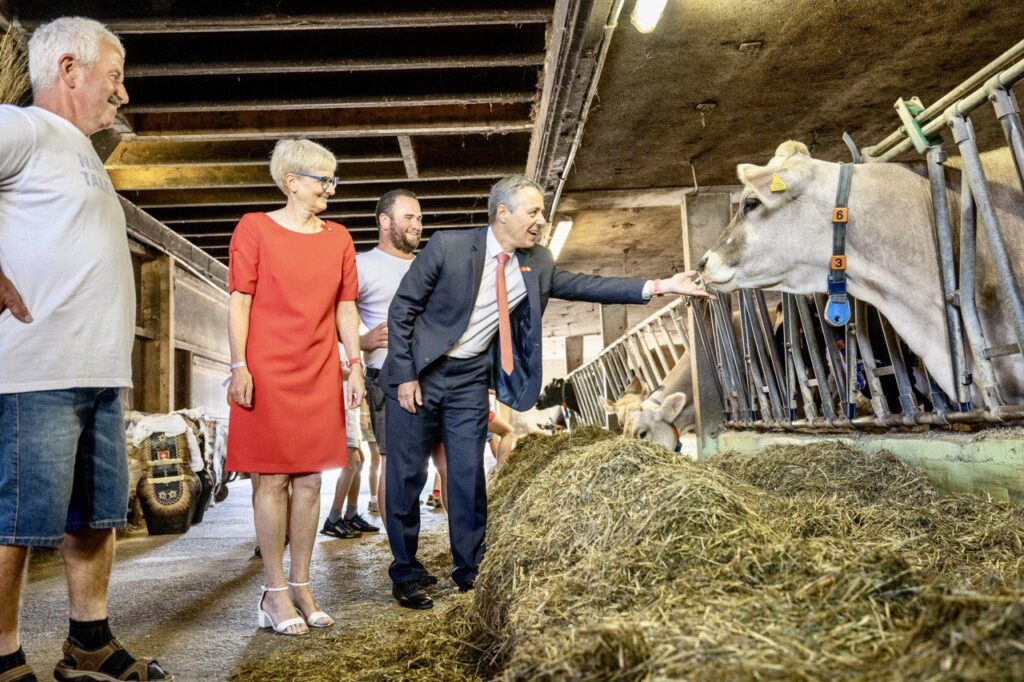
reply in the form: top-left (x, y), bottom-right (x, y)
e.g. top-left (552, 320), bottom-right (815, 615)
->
top-left (389, 227), bottom-right (421, 254)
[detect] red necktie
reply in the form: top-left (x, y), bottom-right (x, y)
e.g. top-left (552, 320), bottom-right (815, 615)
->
top-left (495, 252), bottom-right (514, 375)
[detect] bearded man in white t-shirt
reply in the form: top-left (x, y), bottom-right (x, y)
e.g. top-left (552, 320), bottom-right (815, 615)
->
top-left (324, 191), bottom-right (450, 558)
top-left (0, 17), bottom-right (171, 682)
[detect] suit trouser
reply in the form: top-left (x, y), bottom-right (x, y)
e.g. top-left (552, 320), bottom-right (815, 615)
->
top-left (385, 354), bottom-right (490, 587)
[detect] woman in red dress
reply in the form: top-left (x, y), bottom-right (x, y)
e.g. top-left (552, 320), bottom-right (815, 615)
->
top-left (226, 139), bottom-right (364, 636)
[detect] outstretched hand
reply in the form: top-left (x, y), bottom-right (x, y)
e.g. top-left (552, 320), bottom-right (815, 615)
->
top-left (660, 270), bottom-right (717, 300)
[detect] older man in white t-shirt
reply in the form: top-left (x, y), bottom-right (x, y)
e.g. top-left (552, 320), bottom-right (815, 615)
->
top-left (0, 17), bottom-right (170, 682)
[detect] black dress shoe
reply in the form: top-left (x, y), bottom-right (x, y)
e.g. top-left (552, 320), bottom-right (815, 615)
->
top-left (457, 580), bottom-right (475, 593)
top-left (346, 513), bottom-right (380, 533)
top-left (416, 570), bottom-right (439, 587)
top-left (320, 517), bottom-right (362, 539)
top-left (392, 581), bottom-right (434, 610)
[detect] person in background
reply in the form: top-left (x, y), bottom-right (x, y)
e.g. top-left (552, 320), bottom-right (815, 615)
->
top-left (363, 403), bottom-right (382, 514)
top-left (323, 372), bottom-right (379, 538)
top-left (487, 409), bottom-right (516, 472)
top-left (226, 138), bottom-right (363, 636)
top-left (0, 17), bottom-right (172, 682)
top-left (354, 189), bottom-right (441, 590)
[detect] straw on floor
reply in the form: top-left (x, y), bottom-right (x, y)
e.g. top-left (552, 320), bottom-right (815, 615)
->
top-left (232, 427), bottom-right (1024, 681)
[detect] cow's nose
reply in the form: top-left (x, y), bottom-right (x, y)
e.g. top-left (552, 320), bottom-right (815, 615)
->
top-left (697, 255), bottom-right (708, 272)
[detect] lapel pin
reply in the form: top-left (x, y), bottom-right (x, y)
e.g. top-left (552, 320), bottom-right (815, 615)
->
top-left (520, 266), bottom-right (532, 273)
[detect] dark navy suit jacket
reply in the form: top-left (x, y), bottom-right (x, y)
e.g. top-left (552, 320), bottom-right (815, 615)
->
top-left (381, 227), bottom-right (647, 412)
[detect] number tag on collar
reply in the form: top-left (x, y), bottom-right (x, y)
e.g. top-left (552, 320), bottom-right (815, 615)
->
top-left (770, 173), bottom-right (787, 192)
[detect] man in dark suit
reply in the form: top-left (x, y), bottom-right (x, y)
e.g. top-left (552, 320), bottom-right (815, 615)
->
top-left (381, 175), bottom-right (711, 608)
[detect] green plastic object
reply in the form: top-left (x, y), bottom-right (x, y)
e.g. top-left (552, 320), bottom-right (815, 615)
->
top-left (894, 96), bottom-right (940, 154)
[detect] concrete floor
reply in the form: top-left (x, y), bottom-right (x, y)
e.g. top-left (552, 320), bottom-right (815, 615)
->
top-left (20, 470), bottom-right (453, 681)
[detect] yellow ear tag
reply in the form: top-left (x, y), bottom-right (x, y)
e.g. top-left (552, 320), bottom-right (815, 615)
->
top-left (770, 173), bottom-right (787, 193)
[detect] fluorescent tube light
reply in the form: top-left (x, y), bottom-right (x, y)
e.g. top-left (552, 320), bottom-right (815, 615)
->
top-left (549, 219), bottom-right (573, 261)
top-left (631, 0), bottom-right (668, 33)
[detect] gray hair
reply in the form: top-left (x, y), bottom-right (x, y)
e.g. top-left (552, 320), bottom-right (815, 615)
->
top-left (488, 174), bottom-right (543, 224)
top-left (28, 17), bottom-right (124, 93)
top-left (269, 139), bottom-right (338, 195)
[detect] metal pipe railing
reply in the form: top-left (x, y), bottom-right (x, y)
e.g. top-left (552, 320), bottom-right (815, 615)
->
top-left (865, 39), bottom-right (1024, 161)
top-left (947, 110), bottom-right (1024, 365)
top-left (924, 144), bottom-right (972, 408)
top-left (565, 297), bottom-right (689, 425)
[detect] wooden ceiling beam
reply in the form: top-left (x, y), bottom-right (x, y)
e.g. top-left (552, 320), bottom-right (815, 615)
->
top-left (162, 206), bottom-right (488, 225)
top-left (129, 54), bottom-right (543, 79)
top-left (123, 91), bottom-right (535, 114)
top-left (106, 138), bottom-right (400, 166)
top-left (106, 157), bottom-right (404, 170)
top-left (125, 103), bottom-right (529, 136)
top-left (80, 9), bottom-right (550, 35)
top-left (123, 184), bottom-right (495, 209)
top-left (398, 135), bottom-right (419, 180)
top-left (184, 224), bottom-right (483, 242)
top-left (110, 165), bottom-right (515, 191)
top-left (126, 120), bottom-right (533, 143)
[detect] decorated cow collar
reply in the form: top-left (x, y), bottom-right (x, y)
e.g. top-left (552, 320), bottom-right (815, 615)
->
top-left (825, 162), bottom-right (854, 327)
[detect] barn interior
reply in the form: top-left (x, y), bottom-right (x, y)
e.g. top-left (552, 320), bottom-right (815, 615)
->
top-left (3, 0), bottom-right (1024, 679)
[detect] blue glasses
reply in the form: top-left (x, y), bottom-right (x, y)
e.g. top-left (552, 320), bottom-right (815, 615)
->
top-left (294, 172), bottom-right (339, 191)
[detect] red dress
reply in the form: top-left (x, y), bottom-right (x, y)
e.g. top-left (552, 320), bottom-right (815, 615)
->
top-left (226, 212), bottom-right (358, 473)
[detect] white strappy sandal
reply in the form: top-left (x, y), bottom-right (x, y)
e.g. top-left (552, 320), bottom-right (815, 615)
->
top-left (287, 581), bottom-right (334, 628)
top-left (257, 585), bottom-right (308, 635)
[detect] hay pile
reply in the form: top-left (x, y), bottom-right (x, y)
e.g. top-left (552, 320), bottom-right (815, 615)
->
top-left (0, 24), bottom-right (30, 105)
top-left (232, 429), bottom-right (1024, 681)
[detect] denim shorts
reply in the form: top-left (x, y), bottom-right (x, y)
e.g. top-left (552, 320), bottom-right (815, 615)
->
top-left (0, 387), bottom-right (128, 546)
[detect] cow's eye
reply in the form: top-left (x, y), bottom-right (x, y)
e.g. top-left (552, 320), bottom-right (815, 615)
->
top-left (638, 430), bottom-right (649, 439)
top-left (743, 196), bottom-right (761, 213)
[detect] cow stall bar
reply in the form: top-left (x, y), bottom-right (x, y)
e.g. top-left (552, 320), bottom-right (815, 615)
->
top-left (687, 36), bottom-right (1024, 431)
top-left (565, 297), bottom-right (690, 427)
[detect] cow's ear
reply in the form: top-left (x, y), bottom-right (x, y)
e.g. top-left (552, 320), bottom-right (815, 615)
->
top-left (773, 140), bottom-right (811, 160)
top-left (602, 397), bottom-right (616, 413)
top-left (738, 141), bottom-right (810, 208)
top-left (661, 392), bottom-right (687, 423)
top-left (737, 164), bottom-right (787, 209)
top-left (625, 376), bottom-right (646, 395)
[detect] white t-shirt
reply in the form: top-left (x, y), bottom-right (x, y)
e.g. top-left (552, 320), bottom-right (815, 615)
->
top-left (0, 106), bottom-right (134, 393)
top-left (355, 247), bottom-right (413, 369)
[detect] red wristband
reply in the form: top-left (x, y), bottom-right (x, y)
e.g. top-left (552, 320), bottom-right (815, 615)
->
top-left (346, 357), bottom-right (363, 368)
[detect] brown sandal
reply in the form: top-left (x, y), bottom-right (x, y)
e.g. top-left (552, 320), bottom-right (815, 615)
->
top-left (0, 663), bottom-right (36, 682)
top-left (54, 638), bottom-right (173, 681)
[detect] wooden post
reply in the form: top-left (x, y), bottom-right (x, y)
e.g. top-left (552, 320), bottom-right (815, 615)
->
top-left (139, 255), bottom-right (175, 413)
top-left (600, 305), bottom-right (628, 398)
top-left (565, 335), bottom-right (584, 374)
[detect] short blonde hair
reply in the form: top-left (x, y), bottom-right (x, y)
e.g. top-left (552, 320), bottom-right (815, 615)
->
top-left (269, 139), bottom-right (337, 194)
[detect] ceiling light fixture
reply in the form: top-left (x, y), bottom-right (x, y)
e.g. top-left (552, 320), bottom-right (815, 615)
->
top-left (631, 0), bottom-right (668, 33)
top-left (549, 218), bottom-right (574, 262)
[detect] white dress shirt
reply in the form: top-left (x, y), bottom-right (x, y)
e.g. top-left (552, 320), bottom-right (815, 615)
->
top-left (448, 227), bottom-right (528, 359)
top-left (447, 227), bottom-right (658, 360)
